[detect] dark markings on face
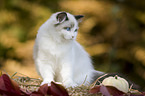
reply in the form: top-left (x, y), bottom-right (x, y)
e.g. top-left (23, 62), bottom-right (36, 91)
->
top-left (62, 23), bottom-right (78, 32)
top-left (74, 15), bottom-right (84, 20)
top-left (55, 12), bottom-right (69, 27)
top-left (54, 23), bottom-right (60, 27)
top-left (54, 19), bottom-right (69, 27)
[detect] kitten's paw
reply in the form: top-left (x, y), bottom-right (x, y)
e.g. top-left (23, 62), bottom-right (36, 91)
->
top-left (41, 81), bottom-right (51, 86)
top-left (55, 82), bottom-right (63, 85)
top-left (41, 79), bottom-right (53, 86)
top-left (63, 82), bottom-right (78, 88)
top-left (41, 81), bottom-right (63, 87)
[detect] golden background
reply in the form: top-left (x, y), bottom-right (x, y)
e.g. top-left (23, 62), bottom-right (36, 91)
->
top-left (0, 0), bottom-right (145, 90)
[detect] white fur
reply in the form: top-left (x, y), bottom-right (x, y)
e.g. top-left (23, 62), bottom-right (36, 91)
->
top-left (33, 12), bottom-right (98, 87)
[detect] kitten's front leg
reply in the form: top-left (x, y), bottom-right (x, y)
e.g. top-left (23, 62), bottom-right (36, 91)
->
top-left (36, 59), bottom-right (54, 86)
top-left (60, 62), bottom-right (78, 88)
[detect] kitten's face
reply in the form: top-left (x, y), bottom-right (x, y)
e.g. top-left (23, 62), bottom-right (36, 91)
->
top-left (51, 12), bottom-right (84, 40)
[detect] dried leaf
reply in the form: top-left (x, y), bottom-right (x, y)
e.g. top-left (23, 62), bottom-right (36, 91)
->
top-left (37, 84), bottom-right (51, 95)
top-left (50, 81), bottom-right (69, 96)
top-left (105, 86), bottom-right (125, 96)
top-left (90, 85), bottom-right (125, 96)
top-left (31, 82), bottom-right (69, 96)
top-left (30, 91), bottom-right (44, 96)
top-left (0, 74), bottom-right (21, 96)
top-left (89, 85), bottom-right (100, 93)
top-left (30, 84), bottom-right (50, 96)
top-left (142, 92), bottom-right (145, 95)
top-left (100, 85), bottom-right (111, 96)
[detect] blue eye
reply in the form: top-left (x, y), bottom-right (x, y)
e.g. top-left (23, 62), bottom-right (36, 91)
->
top-left (64, 27), bottom-right (71, 31)
top-left (67, 27), bottom-right (70, 31)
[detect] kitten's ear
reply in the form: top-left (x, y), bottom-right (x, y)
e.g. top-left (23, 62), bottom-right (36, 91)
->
top-left (56, 12), bottom-right (68, 23)
top-left (74, 15), bottom-right (84, 22)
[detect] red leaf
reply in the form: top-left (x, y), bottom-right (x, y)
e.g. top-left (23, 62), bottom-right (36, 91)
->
top-left (47, 86), bottom-right (51, 95)
top-left (31, 84), bottom-right (51, 96)
top-left (0, 74), bottom-right (21, 96)
top-left (89, 85), bottom-right (125, 96)
top-left (31, 82), bottom-right (69, 96)
top-left (100, 85), bottom-right (111, 96)
top-left (105, 86), bottom-right (125, 96)
top-left (0, 74), bottom-right (6, 90)
top-left (89, 85), bottom-right (100, 93)
top-left (30, 91), bottom-right (44, 96)
top-left (38, 84), bottom-right (51, 95)
top-left (142, 92), bottom-right (145, 95)
top-left (50, 81), bottom-right (69, 96)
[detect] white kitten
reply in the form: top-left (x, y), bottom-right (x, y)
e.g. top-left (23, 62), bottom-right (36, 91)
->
top-left (33, 12), bottom-right (103, 87)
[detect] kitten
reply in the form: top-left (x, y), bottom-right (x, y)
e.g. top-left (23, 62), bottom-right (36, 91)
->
top-left (33, 12), bottom-right (104, 87)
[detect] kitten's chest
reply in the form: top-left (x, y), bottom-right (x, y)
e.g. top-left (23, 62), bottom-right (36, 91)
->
top-left (38, 38), bottom-right (73, 56)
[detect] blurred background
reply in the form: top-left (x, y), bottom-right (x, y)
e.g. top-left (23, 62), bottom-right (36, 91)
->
top-left (0, 0), bottom-right (145, 90)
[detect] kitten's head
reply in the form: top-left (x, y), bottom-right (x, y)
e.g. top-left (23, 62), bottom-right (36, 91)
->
top-left (49, 12), bottom-right (84, 40)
